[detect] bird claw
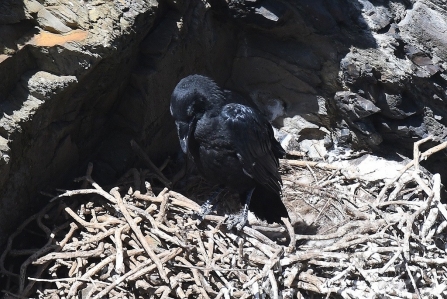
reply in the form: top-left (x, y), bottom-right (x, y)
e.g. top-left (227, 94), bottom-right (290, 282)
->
top-left (190, 187), bottom-right (223, 223)
top-left (226, 209), bottom-right (248, 231)
top-left (191, 200), bottom-right (214, 223)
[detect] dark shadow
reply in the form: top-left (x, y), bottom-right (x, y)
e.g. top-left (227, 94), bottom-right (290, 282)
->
top-left (0, 20), bottom-right (36, 101)
top-left (102, 0), bottom-right (386, 172)
top-left (0, 0), bottom-right (27, 25)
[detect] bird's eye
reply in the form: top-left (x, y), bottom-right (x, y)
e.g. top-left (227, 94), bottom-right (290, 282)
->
top-left (186, 105), bottom-right (194, 117)
top-left (193, 97), bottom-right (207, 114)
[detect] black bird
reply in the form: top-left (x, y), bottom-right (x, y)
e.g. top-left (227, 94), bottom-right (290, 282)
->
top-left (170, 74), bottom-right (289, 229)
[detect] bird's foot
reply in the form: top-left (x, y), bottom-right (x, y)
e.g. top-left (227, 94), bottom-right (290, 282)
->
top-left (192, 200), bottom-right (214, 222)
top-left (191, 187), bottom-right (223, 223)
top-left (226, 207), bottom-right (249, 231)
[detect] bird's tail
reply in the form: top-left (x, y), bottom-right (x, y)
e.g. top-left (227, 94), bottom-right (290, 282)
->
top-left (248, 185), bottom-right (289, 224)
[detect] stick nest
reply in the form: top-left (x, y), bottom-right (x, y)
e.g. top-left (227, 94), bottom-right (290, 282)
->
top-left (1, 137), bottom-right (447, 299)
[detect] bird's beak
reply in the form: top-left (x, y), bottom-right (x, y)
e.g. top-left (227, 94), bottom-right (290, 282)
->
top-left (176, 121), bottom-right (190, 154)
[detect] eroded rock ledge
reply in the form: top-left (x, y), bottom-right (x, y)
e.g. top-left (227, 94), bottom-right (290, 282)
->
top-left (0, 0), bottom-right (161, 244)
top-left (0, 0), bottom-right (446, 244)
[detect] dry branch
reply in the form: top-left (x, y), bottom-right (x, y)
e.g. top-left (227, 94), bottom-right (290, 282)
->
top-left (1, 139), bottom-right (447, 299)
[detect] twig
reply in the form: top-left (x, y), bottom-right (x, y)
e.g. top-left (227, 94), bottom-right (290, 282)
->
top-left (420, 140), bottom-right (447, 160)
top-left (27, 277), bottom-right (128, 292)
top-left (243, 252), bottom-right (280, 289)
top-left (306, 164), bottom-right (318, 183)
top-left (405, 263), bottom-right (422, 299)
top-left (379, 248), bottom-right (403, 274)
top-left (242, 226), bottom-right (282, 251)
top-left (134, 190), bottom-right (201, 211)
top-left (268, 270), bottom-right (279, 299)
top-left (114, 225), bottom-right (126, 274)
top-left (110, 188), bottom-right (168, 283)
top-left (403, 190), bottom-right (434, 260)
top-left (176, 256), bottom-right (211, 299)
top-left (284, 265), bottom-right (300, 288)
top-left (81, 163), bottom-right (94, 189)
top-left (413, 136), bottom-right (433, 173)
top-left (172, 264), bottom-right (258, 271)
top-left (32, 243), bottom-right (105, 265)
top-left (94, 248), bottom-right (182, 299)
top-left (421, 174), bottom-right (440, 239)
top-left (282, 217), bottom-right (295, 253)
top-left (130, 140), bottom-right (172, 188)
top-left (281, 159), bottom-right (340, 170)
top-left (0, 201), bottom-right (57, 278)
top-left (67, 249), bottom-right (143, 298)
top-left (156, 192), bottom-right (169, 222)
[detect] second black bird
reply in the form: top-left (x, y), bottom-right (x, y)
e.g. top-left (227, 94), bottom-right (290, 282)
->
top-left (170, 74), bottom-right (289, 229)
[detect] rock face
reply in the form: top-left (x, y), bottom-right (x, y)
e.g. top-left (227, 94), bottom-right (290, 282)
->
top-left (0, 0), bottom-right (446, 244)
top-left (0, 0), bottom-right (161, 244)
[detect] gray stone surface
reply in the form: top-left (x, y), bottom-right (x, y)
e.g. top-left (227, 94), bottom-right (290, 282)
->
top-left (37, 8), bottom-right (72, 33)
top-left (0, 0), bottom-right (447, 245)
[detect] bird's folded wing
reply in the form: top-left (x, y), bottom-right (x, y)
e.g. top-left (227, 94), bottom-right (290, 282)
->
top-left (221, 103), bottom-right (282, 192)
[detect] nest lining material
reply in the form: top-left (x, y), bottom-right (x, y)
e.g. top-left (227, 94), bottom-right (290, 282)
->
top-left (1, 137), bottom-right (447, 299)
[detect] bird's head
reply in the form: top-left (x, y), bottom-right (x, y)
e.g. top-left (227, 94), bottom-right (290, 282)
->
top-left (170, 75), bottom-right (225, 154)
top-left (170, 74), bottom-right (225, 122)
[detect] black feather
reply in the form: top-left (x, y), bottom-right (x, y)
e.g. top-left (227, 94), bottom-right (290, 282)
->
top-left (170, 74), bottom-right (289, 223)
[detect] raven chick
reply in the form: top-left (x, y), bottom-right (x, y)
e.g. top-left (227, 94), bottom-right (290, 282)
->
top-left (170, 74), bottom-right (289, 229)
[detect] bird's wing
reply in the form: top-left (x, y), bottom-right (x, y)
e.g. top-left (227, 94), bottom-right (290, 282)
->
top-left (221, 103), bottom-right (282, 192)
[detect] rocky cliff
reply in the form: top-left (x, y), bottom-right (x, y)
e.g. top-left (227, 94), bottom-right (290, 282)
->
top-left (0, 0), bottom-right (446, 244)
